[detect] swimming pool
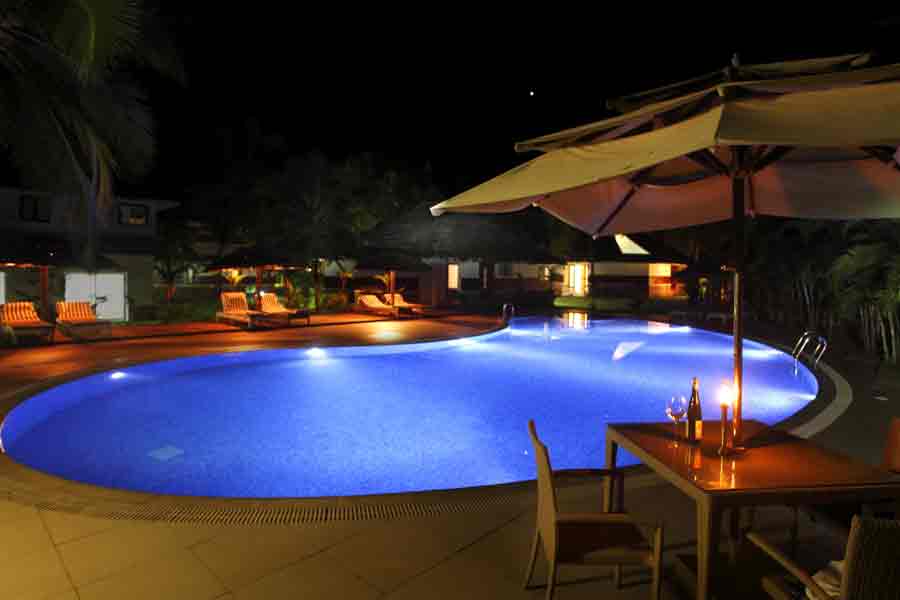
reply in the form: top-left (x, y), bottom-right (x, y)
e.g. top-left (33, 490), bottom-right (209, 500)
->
top-left (1, 317), bottom-right (818, 498)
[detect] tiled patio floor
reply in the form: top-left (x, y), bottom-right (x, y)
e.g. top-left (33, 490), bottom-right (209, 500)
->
top-left (0, 313), bottom-right (896, 599)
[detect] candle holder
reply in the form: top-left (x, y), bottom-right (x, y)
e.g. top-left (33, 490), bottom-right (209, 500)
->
top-left (718, 402), bottom-right (731, 456)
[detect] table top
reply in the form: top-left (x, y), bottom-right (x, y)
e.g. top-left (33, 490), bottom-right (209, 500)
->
top-left (607, 420), bottom-right (900, 495)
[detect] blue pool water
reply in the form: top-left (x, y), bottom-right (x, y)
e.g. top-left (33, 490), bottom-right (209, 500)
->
top-left (1, 318), bottom-right (818, 498)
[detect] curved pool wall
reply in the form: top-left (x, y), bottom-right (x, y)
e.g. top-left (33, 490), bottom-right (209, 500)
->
top-left (1, 318), bottom-right (818, 498)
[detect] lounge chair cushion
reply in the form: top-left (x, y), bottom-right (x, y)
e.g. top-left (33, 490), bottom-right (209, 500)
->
top-left (57, 301), bottom-right (99, 323)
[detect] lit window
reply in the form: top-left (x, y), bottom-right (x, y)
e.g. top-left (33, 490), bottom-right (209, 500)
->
top-left (118, 203), bottom-right (149, 226)
top-left (649, 263), bottom-right (671, 277)
top-left (447, 263), bottom-right (460, 290)
top-left (540, 266), bottom-right (551, 280)
top-left (614, 234), bottom-right (650, 255)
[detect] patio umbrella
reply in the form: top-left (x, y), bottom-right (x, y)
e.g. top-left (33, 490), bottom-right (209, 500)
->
top-left (430, 52), bottom-right (900, 445)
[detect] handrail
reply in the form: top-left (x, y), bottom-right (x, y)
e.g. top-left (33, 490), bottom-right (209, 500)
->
top-left (792, 330), bottom-right (827, 370)
top-left (501, 303), bottom-right (516, 322)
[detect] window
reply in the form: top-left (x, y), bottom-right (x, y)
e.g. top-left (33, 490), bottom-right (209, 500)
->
top-left (447, 263), bottom-right (460, 290)
top-left (19, 194), bottom-right (51, 223)
top-left (539, 265), bottom-right (551, 281)
top-left (118, 203), bottom-right (149, 226)
top-left (495, 262), bottom-right (514, 277)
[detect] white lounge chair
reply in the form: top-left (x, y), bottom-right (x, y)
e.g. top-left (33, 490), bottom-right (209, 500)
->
top-left (260, 293), bottom-right (310, 325)
top-left (383, 293), bottom-right (427, 316)
top-left (216, 292), bottom-right (264, 329)
top-left (524, 420), bottom-right (664, 600)
top-left (354, 294), bottom-right (399, 317)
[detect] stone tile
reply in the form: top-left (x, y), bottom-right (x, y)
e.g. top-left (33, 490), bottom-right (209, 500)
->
top-left (460, 512), bottom-right (541, 585)
top-left (193, 522), bottom-right (360, 590)
top-left (45, 590), bottom-right (79, 600)
top-left (78, 548), bottom-right (225, 600)
top-left (166, 522), bottom-right (229, 548)
top-left (57, 521), bottom-right (181, 586)
top-left (322, 509), bottom-right (521, 593)
top-left (386, 552), bottom-right (521, 600)
top-left (0, 511), bottom-right (55, 562)
top-left (0, 546), bottom-right (72, 600)
top-left (0, 499), bottom-right (38, 524)
top-left (233, 553), bottom-right (379, 600)
top-left (40, 510), bottom-right (119, 544)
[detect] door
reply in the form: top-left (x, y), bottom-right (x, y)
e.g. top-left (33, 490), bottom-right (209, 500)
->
top-left (567, 263), bottom-right (589, 296)
top-left (65, 272), bottom-right (128, 321)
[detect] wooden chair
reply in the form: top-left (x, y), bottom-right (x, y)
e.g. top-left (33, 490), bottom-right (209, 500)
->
top-left (354, 293), bottom-right (399, 317)
top-left (524, 420), bottom-right (664, 600)
top-left (0, 301), bottom-right (54, 342)
top-left (56, 301), bottom-right (112, 340)
top-left (260, 293), bottom-right (310, 325)
top-left (789, 418), bottom-right (900, 544)
top-left (748, 516), bottom-right (900, 600)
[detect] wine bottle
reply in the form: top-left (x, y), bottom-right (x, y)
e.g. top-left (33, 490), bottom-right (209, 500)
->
top-left (686, 377), bottom-right (701, 443)
top-left (693, 377), bottom-right (703, 440)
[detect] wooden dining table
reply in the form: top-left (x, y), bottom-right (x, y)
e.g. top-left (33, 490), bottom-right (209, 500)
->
top-left (603, 420), bottom-right (900, 600)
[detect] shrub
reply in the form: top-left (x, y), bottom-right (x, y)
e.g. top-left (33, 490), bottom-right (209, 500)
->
top-left (0, 325), bottom-right (17, 347)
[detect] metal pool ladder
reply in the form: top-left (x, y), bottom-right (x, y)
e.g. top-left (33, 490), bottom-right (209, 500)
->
top-left (792, 330), bottom-right (827, 370)
top-left (501, 303), bottom-right (516, 322)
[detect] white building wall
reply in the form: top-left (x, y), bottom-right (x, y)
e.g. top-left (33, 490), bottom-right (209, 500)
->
top-left (0, 271), bottom-right (5, 303)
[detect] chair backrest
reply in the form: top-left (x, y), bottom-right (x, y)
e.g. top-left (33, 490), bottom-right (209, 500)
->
top-left (358, 294), bottom-right (386, 308)
top-left (1, 301), bottom-right (40, 323)
top-left (56, 301), bottom-right (96, 322)
top-left (383, 293), bottom-right (399, 305)
top-left (260, 293), bottom-right (284, 313)
top-left (882, 418), bottom-right (900, 473)
top-left (841, 516), bottom-right (900, 599)
top-left (221, 292), bottom-right (249, 314)
top-left (528, 420), bottom-right (559, 563)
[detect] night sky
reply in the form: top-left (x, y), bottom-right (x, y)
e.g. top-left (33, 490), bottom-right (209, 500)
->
top-left (123, 10), bottom-right (900, 199)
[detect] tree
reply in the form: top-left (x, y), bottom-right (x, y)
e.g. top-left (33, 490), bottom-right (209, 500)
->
top-left (154, 218), bottom-right (199, 302)
top-left (0, 1), bottom-right (184, 270)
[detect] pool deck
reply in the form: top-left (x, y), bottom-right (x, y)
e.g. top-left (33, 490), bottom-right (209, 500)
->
top-left (0, 314), bottom-right (896, 599)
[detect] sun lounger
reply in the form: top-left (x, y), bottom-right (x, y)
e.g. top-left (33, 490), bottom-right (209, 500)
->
top-left (1, 301), bottom-right (54, 342)
top-left (216, 292), bottom-right (266, 329)
top-left (56, 301), bottom-right (112, 340)
top-left (354, 294), bottom-right (400, 317)
top-left (383, 293), bottom-right (427, 316)
top-left (260, 293), bottom-right (310, 325)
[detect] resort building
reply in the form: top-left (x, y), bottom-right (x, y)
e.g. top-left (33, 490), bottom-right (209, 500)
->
top-left (0, 187), bottom-right (176, 320)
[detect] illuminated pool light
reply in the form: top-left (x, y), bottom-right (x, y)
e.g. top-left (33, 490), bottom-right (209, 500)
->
top-left (305, 347), bottom-right (327, 359)
top-left (109, 371), bottom-right (127, 380)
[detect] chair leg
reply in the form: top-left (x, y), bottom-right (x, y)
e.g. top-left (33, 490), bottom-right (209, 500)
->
top-left (523, 529), bottom-right (540, 589)
top-left (790, 506), bottom-right (800, 558)
top-left (546, 561), bottom-right (557, 600)
top-left (652, 523), bottom-right (664, 600)
top-left (613, 565), bottom-right (622, 589)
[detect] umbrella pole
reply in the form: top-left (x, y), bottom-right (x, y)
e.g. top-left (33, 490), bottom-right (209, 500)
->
top-left (732, 175), bottom-right (745, 447)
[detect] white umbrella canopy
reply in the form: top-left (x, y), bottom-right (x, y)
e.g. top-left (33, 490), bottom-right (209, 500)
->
top-left (430, 53), bottom-right (900, 446)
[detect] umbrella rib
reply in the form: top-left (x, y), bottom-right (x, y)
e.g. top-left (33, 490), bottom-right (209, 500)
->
top-left (591, 186), bottom-right (639, 239)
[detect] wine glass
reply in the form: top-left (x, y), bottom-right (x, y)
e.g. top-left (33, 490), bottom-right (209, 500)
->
top-left (666, 395), bottom-right (687, 439)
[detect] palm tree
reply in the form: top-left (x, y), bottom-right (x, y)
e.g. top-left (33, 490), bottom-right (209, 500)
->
top-left (0, 1), bottom-right (183, 270)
